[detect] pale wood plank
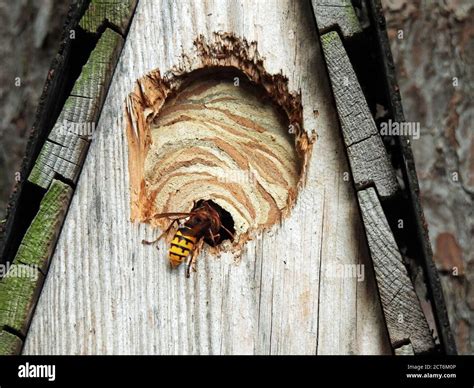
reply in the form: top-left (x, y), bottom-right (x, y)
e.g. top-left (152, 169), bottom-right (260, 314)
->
top-left (23, 0), bottom-right (389, 355)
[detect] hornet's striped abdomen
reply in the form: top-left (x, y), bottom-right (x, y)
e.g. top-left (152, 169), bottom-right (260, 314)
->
top-left (169, 228), bottom-right (197, 268)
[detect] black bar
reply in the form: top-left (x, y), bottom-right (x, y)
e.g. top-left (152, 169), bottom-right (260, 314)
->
top-left (0, 356), bottom-right (472, 386)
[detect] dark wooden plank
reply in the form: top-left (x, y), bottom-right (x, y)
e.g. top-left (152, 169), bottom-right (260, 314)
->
top-left (0, 0), bottom-right (137, 354)
top-left (14, 180), bottom-right (73, 273)
top-left (365, 0), bottom-right (457, 355)
top-left (0, 0), bottom-right (90, 272)
top-left (0, 265), bottom-right (43, 338)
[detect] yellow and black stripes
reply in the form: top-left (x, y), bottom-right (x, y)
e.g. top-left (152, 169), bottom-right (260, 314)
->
top-left (168, 228), bottom-right (197, 268)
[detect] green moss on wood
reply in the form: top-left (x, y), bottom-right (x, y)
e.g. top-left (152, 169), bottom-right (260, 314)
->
top-left (15, 180), bottom-right (72, 271)
top-left (0, 264), bottom-right (42, 335)
top-left (0, 179), bottom-right (71, 337)
top-left (344, 5), bottom-right (361, 34)
top-left (314, 3), bottom-right (362, 38)
top-left (320, 30), bottom-right (340, 46)
top-left (0, 330), bottom-right (23, 355)
top-left (70, 28), bottom-right (123, 99)
top-left (28, 152), bottom-right (55, 189)
top-left (79, 0), bottom-right (137, 34)
top-left (28, 29), bottom-right (123, 189)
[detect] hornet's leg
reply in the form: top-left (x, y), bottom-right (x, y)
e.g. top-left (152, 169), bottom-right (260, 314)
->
top-left (142, 218), bottom-right (179, 245)
top-left (186, 239), bottom-right (203, 278)
top-left (220, 224), bottom-right (234, 241)
top-left (209, 231), bottom-right (220, 247)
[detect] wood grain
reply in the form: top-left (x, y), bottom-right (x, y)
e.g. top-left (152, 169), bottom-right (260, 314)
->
top-left (0, 330), bottom-right (23, 355)
top-left (358, 187), bottom-right (434, 353)
top-left (23, 0), bottom-right (390, 355)
top-left (79, 0), bottom-right (138, 34)
top-left (320, 31), bottom-right (399, 199)
top-left (312, 0), bottom-right (362, 39)
top-left (0, 180), bottom-right (71, 342)
top-left (29, 28), bottom-right (124, 189)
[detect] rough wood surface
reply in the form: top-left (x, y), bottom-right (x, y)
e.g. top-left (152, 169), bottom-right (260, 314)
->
top-left (384, 0), bottom-right (473, 355)
top-left (23, 0), bottom-right (390, 355)
top-left (79, 0), bottom-right (137, 34)
top-left (358, 187), bottom-right (434, 353)
top-left (320, 31), bottom-right (399, 199)
top-left (0, 330), bottom-right (23, 355)
top-left (394, 342), bottom-right (414, 356)
top-left (0, 264), bottom-right (42, 338)
top-left (0, 180), bottom-right (71, 343)
top-left (13, 180), bottom-right (72, 272)
top-left (29, 28), bottom-right (124, 189)
top-left (312, 0), bottom-right (362, 39)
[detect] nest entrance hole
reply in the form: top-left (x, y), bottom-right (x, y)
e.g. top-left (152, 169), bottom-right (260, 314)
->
top-left (193, 199), bottom-right (235, 247)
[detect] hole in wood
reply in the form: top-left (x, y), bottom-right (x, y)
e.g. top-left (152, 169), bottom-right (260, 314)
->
top-left (126, 33), bottom-right (311, 251)
top-left (193, 199), bottom-right (235, 247)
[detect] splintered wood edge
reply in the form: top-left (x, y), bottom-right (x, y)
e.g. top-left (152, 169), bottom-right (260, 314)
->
top-left (0, 180), bottom-right (72, 351)
top-left (125, 32), bottom-right (313, 246)
top-left (358, 187), bottom-right (435, 354)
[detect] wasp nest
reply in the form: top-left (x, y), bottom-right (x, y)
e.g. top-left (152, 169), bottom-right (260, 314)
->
top-left (126, 33), bottom-right (311, 245)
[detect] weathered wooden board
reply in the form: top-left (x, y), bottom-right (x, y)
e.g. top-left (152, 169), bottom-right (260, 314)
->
top-left (373, 0), bottom-right (458, 355)
top-left (23, 0), bottom-right (390, 355)
top-left (29, 28), bottom-right (124, 189)
top-left (0, 0), bottom-right (137, 355)
top-left (313, 2), bottom-right (434, 354)
top-left (320, 31), bottom-right (398, 199)
top-left (358, 187), bottom-right (434, 353)
top-left (0, 180), bottom-right (71, 341)
top-left (311, 0), bottom-right (362, 39)
top-left (80, 0), bottom-right (137, 34)
top-left (0, 330), bottom-right (23, 355)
